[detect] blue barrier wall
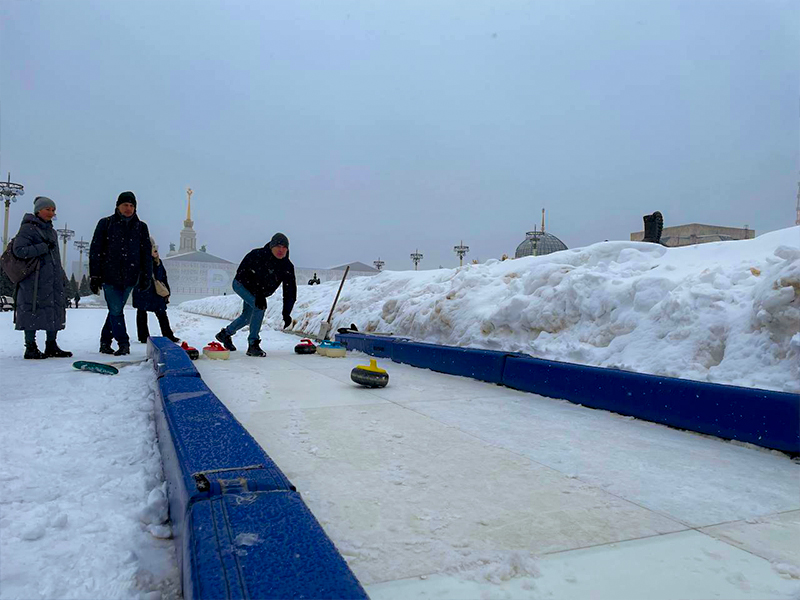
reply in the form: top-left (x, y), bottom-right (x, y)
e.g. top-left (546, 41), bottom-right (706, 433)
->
top-left (147, 337), bottom-right (368, 600)
top-left (336, 332), bottom-right (397, 358)
top-left (147, 337), bottom-right (200, 379)
top-left (186, 492), bottom-right (365, 600)
top-left (336, 333), bottom-right (800, 454)
top-left (392, 340), bottom-right (518, 384)
top-left (503, 356), bottom-right (800, 454)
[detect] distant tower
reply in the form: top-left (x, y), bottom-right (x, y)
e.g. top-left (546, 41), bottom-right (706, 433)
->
top-left (56, 223), bottom-right (75, 270)
top-left (796, 180), bottom-right (800, 226)
top-left (179, 187), bottom-right (197, 253)
top-left (410, 248), bottom-right (423, 270)
top-left (453, 240), bottom-right (469, 266)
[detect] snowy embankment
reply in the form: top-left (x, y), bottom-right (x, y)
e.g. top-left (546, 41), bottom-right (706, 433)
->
top-left (180, 227), bottom-right (800, 393)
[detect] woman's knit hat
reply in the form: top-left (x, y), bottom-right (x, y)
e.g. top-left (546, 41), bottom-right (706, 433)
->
top-left (33, 196), bottom-right (56, 214)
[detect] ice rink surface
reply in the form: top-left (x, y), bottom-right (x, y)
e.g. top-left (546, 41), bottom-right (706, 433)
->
top-left (179, 310), bottom-right (800, 600)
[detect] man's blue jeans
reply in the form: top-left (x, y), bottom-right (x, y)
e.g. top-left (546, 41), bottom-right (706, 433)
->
top-left (101, 284), bottom-right (135, 345)
top-left (224, 279), bottom-right (265, 343)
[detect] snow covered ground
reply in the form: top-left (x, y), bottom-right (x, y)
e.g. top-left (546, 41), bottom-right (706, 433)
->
top-left (0, 310), bottom-right (179, 600)
top-left (1, 227), bottom-right (798, 599)
top-left (183, 226), bottom-right (800, 393)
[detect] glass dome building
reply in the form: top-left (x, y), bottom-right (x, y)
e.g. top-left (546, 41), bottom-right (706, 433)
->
top-left (514, 228), bottom-right (568, 258)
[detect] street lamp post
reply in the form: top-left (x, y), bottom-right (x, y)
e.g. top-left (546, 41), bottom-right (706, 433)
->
top-left (56, 223), bottom-right (75, 271)
top-left (454, 240), bottom-right (470, 266)
top-left (410, 249), bottom-right (423, 271)
top-left (373, 257), bottom-right (385, 272)
top-left (74, 237), bottom-right (90, 281)
top-left (0, 173), bottom-right (25, 252)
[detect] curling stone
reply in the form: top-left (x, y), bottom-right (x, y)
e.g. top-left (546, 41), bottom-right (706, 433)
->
top-left (294, 338), bottom-right (317, 354)
top-left (203, 341), bottom-right (230, 360)
top-left (318, 340), bottom-right (346, 358)
top-left (181, 341), bottom-right (199, 360)
top-left (351, 359), bottom-right (389, 388)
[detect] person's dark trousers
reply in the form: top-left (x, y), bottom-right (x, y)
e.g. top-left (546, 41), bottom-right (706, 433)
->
top-left (137, 309), bottom-right (176, 341)
top-left (136, 309), bottom-right (149, 342)
top-left (101, 284), bottom-right (134, 345)
top-left (24, 330), bottom-right (57, 344)
top-left (155, 310), bottom-right (176, 339)
top-left (224, 279), bottom-right (266, 343)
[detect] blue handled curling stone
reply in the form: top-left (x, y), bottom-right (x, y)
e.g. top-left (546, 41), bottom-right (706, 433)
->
top-left (294, 338), bottom-right (317, 354)
top-left (318, 340), bottom-right (346, 357)
top-left (351, 359), bottom-right (389, 388)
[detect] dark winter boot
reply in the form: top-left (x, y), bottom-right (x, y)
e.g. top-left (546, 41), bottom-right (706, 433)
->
top-left (216, 328), bottom-right (237, 352)
top-left (24, 342), bottom-right (47, 360)
top-left (246, 339), bottom-right (266, 357)
top-left (44, 340), bottom-right (73, 358)
top-left (114, 343), bottom-right (131, 356)
top-left (166, 335), bottom-right (180, 343)
top-left (99, 342), bottom-right (115, 355)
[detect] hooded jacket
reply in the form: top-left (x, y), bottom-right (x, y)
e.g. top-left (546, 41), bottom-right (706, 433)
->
top-left (235, 246), bottom-right (297, 316)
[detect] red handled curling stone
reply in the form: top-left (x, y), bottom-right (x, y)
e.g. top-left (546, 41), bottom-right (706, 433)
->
top-left (181, 341), bottom-right (199, 360)
top-left (350, 359), bottom-right (389, 388)
top-left (203, 341), bottom-right (230, 360)
top-left (294, 338), bottom-right (317, 354)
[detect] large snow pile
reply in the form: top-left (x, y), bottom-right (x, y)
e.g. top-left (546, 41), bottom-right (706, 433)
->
top-left (180, 227), bottom-right (800, 393)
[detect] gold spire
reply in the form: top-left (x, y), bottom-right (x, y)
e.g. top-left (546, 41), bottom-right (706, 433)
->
top-left (186, 188), bottom-right (193, 221)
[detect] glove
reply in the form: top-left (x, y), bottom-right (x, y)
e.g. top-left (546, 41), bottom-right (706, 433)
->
top-left (46, 239), bottom-right (57, 250)
top-left (89, 276), bottom-right (102, 295)
top-left (283, 313), bottom-right (292, 329)
top-left (254, 294), bottom-right (267, 310)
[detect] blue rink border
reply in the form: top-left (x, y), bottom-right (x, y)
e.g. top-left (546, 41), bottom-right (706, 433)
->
top-left (147, 337), bottom-right (368, 600)
top-left (336, 333), bottom-right (800, 455)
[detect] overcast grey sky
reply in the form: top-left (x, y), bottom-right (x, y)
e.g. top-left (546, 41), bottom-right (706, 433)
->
top-left (1, 0), bottom-right (798, 271)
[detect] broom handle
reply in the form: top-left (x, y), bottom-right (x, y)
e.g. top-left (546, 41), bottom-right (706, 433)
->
top-left (326, 266), bottom-right (350, 324)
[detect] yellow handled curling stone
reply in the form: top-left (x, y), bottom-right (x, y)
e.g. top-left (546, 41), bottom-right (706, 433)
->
top-left (351, 359), bottom-right (389, 388)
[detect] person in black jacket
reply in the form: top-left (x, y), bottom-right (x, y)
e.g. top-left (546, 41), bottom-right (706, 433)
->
top-left (11, 196), bottom-right (72, 359)
top-left (215, 232), bottom-right (296, 357)
top-left (133, 238), bottom-right (179, 343)
top-left (89, 191), bottom-right (153, 356)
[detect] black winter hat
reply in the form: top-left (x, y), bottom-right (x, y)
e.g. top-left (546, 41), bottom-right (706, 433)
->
top-left (269, 232), bottom-right (289, 248)
top-left (116, 191), bottom-right (137, 208)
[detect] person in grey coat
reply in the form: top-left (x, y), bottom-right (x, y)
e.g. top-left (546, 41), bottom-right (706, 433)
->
top-left (12, 196), bottom-right (72, 359)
